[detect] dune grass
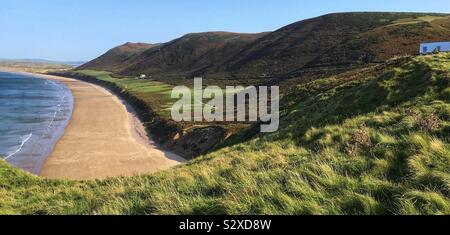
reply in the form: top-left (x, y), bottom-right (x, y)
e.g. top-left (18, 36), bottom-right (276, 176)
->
top-left (1, 54), bottom-right (449, 215)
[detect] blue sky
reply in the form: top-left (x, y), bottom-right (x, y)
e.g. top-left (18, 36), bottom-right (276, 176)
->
top-left (1, 0), bottom-right (449, 61)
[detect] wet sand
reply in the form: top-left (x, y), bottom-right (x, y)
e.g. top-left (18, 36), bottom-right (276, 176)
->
top-left (8, 71), bottom-right (186, 180)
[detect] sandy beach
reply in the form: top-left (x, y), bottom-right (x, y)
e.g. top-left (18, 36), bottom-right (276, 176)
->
top-left (1, 69), bottom-right (186, 180)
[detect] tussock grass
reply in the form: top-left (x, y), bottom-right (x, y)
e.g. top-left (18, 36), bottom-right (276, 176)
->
top-left (1, 54), bottom-right (449, 215)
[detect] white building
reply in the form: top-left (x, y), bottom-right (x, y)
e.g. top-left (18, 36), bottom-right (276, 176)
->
top-left (420, 41), bottom-right (450, 54)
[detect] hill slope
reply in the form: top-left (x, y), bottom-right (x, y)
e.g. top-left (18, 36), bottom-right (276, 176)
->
top-left (77, 42), bottom-right (157, 73)
top-left (79, 12), bottom-right (450, 82)
top-left (2, 53), bottom-right (449, 215)
top-left (219, 12), bottom-right (450, 78)
top-left (118, 32), bottom-right (268, 77)
top-left (78, 32), bottom-right (267, 78)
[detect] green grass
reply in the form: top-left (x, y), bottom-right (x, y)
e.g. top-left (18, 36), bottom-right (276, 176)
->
top-left (74, 70), bottom-right (251, 131)
top-left (1, 54), bottom-right (449, 215)
top-left (76, 70), bottom-right (176, 118)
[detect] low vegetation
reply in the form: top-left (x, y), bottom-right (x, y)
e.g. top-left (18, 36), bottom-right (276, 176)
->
top-left (75, 70), bottom-right (175, 118)
top-left (0, 61), bottom-right (72, 73)
top-left (55, 69), bottom-right (250, 158)
top-left (1, 53), bottom-right (449, 215)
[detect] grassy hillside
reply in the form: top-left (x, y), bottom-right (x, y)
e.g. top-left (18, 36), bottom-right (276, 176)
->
top-left (1, 53), bottom-right (449, 215)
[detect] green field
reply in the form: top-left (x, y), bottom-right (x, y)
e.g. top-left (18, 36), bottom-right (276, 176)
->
top-left (1, 53), bottom-right (449, 215)
top-left (74, 70), bottom-right (251, 131)
top-left (76, 70), bottom-right (176, 118)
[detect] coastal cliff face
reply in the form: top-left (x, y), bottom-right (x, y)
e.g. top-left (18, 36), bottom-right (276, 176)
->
top-left (49, 72), bottom-right (227, 159)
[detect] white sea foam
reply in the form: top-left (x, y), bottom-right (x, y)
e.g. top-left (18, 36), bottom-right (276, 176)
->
top-left (45, 80), bottom-right (61, 89)
top-left (4, 133), bottom-right (33, 160)
top-left (0, 73), bottom-right (74, 174)
top-left (46, 81), bottom-right (66, 129)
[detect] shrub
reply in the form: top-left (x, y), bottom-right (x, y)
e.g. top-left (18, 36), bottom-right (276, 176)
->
top-left (406, 108), bottom-right (441, 132)
top-left (414, 112), bottom-right (441, 132)
top-left (345, 125), bottom-right (374, 157)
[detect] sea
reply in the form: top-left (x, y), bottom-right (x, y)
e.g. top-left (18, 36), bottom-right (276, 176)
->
top-left (0, 72), bottom-right (73, 174)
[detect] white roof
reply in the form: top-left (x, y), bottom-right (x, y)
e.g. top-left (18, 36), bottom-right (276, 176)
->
top-left (420, 41), bottom-right (450, 45)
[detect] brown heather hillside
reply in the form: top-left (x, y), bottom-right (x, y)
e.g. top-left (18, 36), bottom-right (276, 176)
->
top-left (303, 14), bottom-right (450, 68)
top-left (117, 32), bottom-right (268, 78)
top-left (219, 12), bottom-right (450, 78)
top-left (79, 13), bottom-right (450, 84)
top-left (78, 42), bottom-right (157, 73)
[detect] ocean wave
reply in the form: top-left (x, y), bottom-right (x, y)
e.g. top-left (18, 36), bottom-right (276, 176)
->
top-left (47, 94), bottom-right (66, 129)
top-left (43, 80), bottom-right (65, 129)
top-left (45, 80), bottom-right (61, 89)
top-left (4, 133), bottom-right (33, 160)
top-left (0, 73), bottom-right (74, 173)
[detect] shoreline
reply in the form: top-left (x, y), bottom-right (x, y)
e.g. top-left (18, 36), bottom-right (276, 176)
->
top-left (0, 68), bottom-right (186, 180)
top-left (0, 70), bottom-right (73, 175)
